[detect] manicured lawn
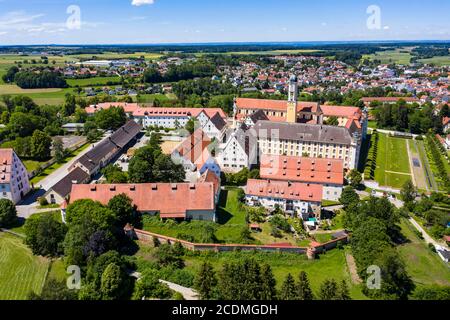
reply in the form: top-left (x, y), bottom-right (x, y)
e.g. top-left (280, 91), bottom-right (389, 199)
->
top-left (397, 219), bottom-right (450, 289)
top-left (136, 93), bottom-right (172, 104)
top-left (374, 133), bottom-right (412, 188)
top-left (312, 233), bottom-right (333, 244)
top-left (23, 160), bottom-right (46, 173)
top-left (66, 76), bottom-right (121, 87)
top-left (0, 232), bottom-right (49, 300)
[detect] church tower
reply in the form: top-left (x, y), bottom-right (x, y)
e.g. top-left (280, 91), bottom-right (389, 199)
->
top-left (287, 74), bottom-right (298, 123)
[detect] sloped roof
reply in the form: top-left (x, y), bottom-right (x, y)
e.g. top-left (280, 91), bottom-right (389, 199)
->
top-left (260, 155), bottom-right (344, 185)
top-left (246, 179), bottom-right (323, 203)
top-left (50, 167), bottom-right (90, 198)
top-left (70, 182), bottom-right (215, 218)
top-left (254, 121), bottom-right (354, 145)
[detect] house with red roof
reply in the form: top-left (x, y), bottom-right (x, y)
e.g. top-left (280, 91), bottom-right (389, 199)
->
top-left (245, 179), bottom-right (322, 220)
top-left (0, 149), bottom-right (31, 204)
top-left (443, 117), bottom-right (450, 133)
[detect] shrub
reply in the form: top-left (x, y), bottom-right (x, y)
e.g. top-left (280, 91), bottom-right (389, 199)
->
top-left (39, 197), bottom-right (49, 207)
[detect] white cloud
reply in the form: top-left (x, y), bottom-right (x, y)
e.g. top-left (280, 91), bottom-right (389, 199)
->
top-left (131, 0), bottom-right (155, 6)
top-left (383, 26), bottom-right (390, 30)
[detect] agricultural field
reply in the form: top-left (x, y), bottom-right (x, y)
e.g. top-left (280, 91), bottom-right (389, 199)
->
top-left (419, 55), bottom-right (450, 66)
top-left (220, 49), bottom-right (323, 56)
top-left (68, 52), bottom-right (163, 61)
top-left (0, 87), bottom-right (77, 106)
top-left (0, 232), bottom-right (49, 300)
top-left (66, 76), bottom-right (122, 87)
top-left (397, 219), bottom-right (450, 289)
top-left (373, 133), bottom-right (413, 188)
top-left (362, 49), bottom-right (413, 65)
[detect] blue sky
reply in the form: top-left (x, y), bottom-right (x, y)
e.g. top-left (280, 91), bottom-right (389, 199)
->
top-left (0, 0), bottom-right (449, 45)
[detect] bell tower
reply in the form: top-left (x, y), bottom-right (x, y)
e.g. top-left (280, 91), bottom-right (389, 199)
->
top-left (287, 74), bottom-right (298, 123)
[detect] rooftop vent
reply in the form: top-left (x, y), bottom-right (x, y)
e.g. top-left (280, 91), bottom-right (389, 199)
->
top-left (189, 184), bottom-right (196, 190)
top-left (110, 186), bottom-right (116, 191)
top-left (171, 184), bottom-right (178, 190)
top-left (90, 186), bottom-right (97, 191)
top-left (151, 184), bottom-right (158, 190)
top-left (130, 185), bottom-right (136, 191)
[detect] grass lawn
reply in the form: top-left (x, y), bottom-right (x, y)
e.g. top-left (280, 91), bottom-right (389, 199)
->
top-left (68, 52), bottom-right (163, 61)
top-left (0, 84), bottom-right (64, 95)
top-left (23, 160), bottom-right (46, 173)
top-left (374, 133), bottom-right (412, 188)
top-left (312, 233), bottom-right (333, 244)
top-left (66, 76), bottom-right (121, 87)
top-left (9, 211), bottom-right (62, 236)
top-left (136, 93), bottom-right (172, 104)
top-left (397, 219), bottom-right (450, 289)
top-left (47, 259), bottom-right (67, 283)
top-left (0, 232), bottom-right (49, 300)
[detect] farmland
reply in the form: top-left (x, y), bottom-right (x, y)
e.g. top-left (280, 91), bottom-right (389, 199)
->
top-left (362, 49), bottom-right (413, 65)
top-left (419, 56), bottom-right (450, 66)
top-left (66, 76), bottom-right (122, 87)
top-left (0, 232), bottom-right (49, 300)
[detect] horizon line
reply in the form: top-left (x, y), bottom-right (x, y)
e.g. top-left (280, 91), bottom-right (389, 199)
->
top-left (1, 39), bottom-right (450, 48)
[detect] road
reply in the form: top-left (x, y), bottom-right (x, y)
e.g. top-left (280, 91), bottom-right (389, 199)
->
top-left (129, 271), bottom-right (199, 300)
top-left (408, 217), bottom-right (448, 249)
top-left (37, 133), bottom-right (111, 191)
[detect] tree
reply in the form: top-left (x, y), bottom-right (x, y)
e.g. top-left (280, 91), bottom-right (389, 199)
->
top-left (401, 179), bottom-right (417, 211)
top-left (339, 186), bottom-right (359, 208)
top-left (325, 116), bottom-right (339, 126)
top-left (53, 137), bottom-right (66, 163)
top-left (128, 158), bottom-right (153, 183)
top-left (370, 249), bottom-right (415, 300)
top-left (100, 263), bottom-right (128, 300)
top-left (297, 271), bottom-right (314, 300)
top-left (28, 279), bottom-right (78, 300)
top-left (132, 269), bottom-right (172, 300)
top-left (279, 274), bottom-right (298, 300)
top-left (319, 279), bottom-right (339, 300)
top-left (2, 66), bottom-right (19, 83)
top-left (83, 230), bottom-right (116, 258)
top-left (155, 244), bottom-right (185, 269)
top-left (337, 280), bottom-right (351, 300)
top-left (260, 264), bottom-right (277, 300)
top-left (31, 130), bottom-right (52, 160)
top-left (94, 106), bottom-right (127, 130)
top-left (152, 153), bottom-right (186, 183)
top-left (0, 199), bottom-right (17, 228)
top-left (348, 170), bottom-right (363, 189)
top-left (63, 93), bottom-right (77, 116)
top-left (185, 118), bottom-right (196, 134)
top-left (108, 193), bottom-right (139, 227)
top-left (24, 214), bottom-right (67, 257)
top-left (194, 262), bottom-right (218, 300)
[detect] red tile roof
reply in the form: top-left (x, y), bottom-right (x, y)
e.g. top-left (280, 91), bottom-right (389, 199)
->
top-left (174, 128), bottom-right (211, 164)
top-left (0, 149), bottom-right (15, 184)
top-left (246, 179), bottom-right (323, 203)
top-left (70, 183), bottom-right (215, 218)
top-left (236, 98), bottom-right (319, 113)
top-left (260, 155), bottom-right (344, 185)
top-left (86, 104), bottom-right (227, 120)
top-left (361, 97), bottom-right (419, 103)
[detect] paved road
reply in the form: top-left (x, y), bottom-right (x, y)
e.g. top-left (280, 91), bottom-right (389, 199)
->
top-left (159, 279), bottom-right (199, 300)
top-left (129, 271), bottom-right (199, 300)
top-left (408, 217), bottom-right (448, 249)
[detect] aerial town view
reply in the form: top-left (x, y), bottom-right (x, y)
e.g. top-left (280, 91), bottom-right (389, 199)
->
top-left (0, 0), bottom-right (449, 313)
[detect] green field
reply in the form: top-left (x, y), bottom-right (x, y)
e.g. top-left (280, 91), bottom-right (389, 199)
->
top-left (68, 52), bottom-right (163, 61)
top-left (363, 49), bottom-right (413, 65)
top-left (397, 219), bottom-right (450, 289)
top-left (0, 86), bottom-right (77, 105)
top-left (67, 76), bottom-right (122, 87)
top-left (0, 232), bottom-right (49, 300)
top-left (419, 56), bottom-right (450, 66)
top-left (373, 133), bottom-right (412, 188)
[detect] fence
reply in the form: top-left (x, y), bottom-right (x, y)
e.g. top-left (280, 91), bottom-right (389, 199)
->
top-left (131, 228), bottom-right (349, 258)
